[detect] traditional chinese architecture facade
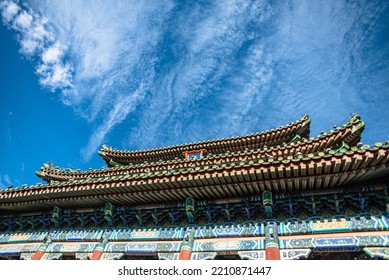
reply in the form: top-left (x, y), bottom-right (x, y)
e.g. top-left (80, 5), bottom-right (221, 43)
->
top-left (0, 114), bottom-right (388, 260)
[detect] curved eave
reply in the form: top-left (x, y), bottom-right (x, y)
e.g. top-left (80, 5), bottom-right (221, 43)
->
top-left (35, 116), bottom-right (364, 182)
top-left (35, 167), bottom-right (76, 183)
top-left (346, 121), bottom-right (365, 146)
top-left (98, 115), bottom-right (311, 164)
top-left (2, 145), bottom-right (389, 211)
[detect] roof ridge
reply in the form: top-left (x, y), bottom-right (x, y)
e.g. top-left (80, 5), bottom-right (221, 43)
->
top-left (98, 114), bottom-right (311, 161)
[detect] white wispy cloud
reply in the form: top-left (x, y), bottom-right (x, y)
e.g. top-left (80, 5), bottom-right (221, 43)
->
top-left (14, 10), bottom-right (32, 28)
top-left (0, 0), bottom-right (72, 91)
top-left (41, 43), bottom-right (62, 63)
top-left (81, 82), bottom-right (148, 160)
top-left (129, 0), bottom-right (389, 149)
top-left (1, 0), bottom-right (388, 166)
top-left (1, 0), bottom-right (174, 160)
top-left (262, 0), bottom-right (389, 139)
top-left (0, 174), bottom-right (13, 188)
top-left (128, 0), bottom-right (276, 147)
top-left (1, 1), bottom-right (18, 22)
top-left (33, 0), bottom-right (174, 160)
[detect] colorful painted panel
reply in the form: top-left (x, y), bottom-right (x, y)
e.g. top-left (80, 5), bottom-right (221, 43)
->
top-left (193, 238), bottom-right (264, 252)
top-left (75, 253), bottom-right (93, 260)
top-left (105, 242), bottom-right (181, 253)
top-left (280, 234), bottom-right (389, 249)
top-left (46, 242), bottom-right (97, 253)
top-left (280, 249), bottom-right (311, 260)
top-left (279, 216), bottom-right (389, 235)
top-left (195, 224), bottom-right (263, 239)
top-left (109, 229), bottom-right (135, 241)
top-left (188, 153), bottom-right (201, 160)
top-left (101, 253), bottom-right (124, 260)
top-left (237, 250), bottom-right (265, 260)
top-left (354, 235), bottom-right (389, 246)
top-left (41, 253), bottom-right (63, 260)
top-left (191, 252), bottom-right (217, 260)
top-left (53, 230), bottom-right (103, 241)
top-left (20, 253), bottom-right (35, 260)
top-left (0, 232), bottom-right (48, 243)
top-left (0, 243), bottom-right (41, 254)
top-left (158, 253), bottom-right (179, 260)
top-left (109, 228), bottom-right (184, 241)
top-left (363, 247), bottom-right (389, 260)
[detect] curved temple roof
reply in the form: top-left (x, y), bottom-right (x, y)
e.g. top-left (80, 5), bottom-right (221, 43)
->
top-left (36, 114), bottom-right (364, 182)
top-left (1, 142), bottom-right (388, 212)
top-left (2, 150), bottom-right (388, 212)
top-left (98, 114), bottom-right (311, 165)
top-left (1, 113), bottom-right (386, 213)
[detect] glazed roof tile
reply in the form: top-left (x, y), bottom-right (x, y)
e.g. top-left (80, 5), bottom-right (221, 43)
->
top-left (1, 142), bottom-right (388, 211)
top-left (98, 115), bottom-right (311, 164)
top-left (36, 114), bottom-right (364, 182)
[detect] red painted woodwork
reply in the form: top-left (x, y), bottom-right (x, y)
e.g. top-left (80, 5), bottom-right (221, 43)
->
top-left (265, 246), bottom-right (281, 260)
top-left (30, 250), bottom-right (45, 260)
top-left (178, 249), bottom-right (192, 260)
top-left (90, 249), bottom-right (103, 260)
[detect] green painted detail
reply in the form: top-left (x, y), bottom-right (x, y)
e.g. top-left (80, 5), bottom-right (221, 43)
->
top-left (104, 203), bottom-right (115, 226)
top-left (287, 134), bottom-right (301, 144)
top-left (265, 224), bottom-right (280, 249)
top-left (262, 191), bottom-right (273, 206)
top-left (351, 121), bottom-right (365, 134)
top-left (363, 247), bottom-right (389, 259)
top-left (51, 206), bottom-right (62, 226)
top-left (180, 228), bottom-right (195, 251)
top-left (348, 113), bottom-right (361, 123)
top-left (280, 216), bottom-right (389, 236)
top-left (185, 197), bottom-right (196, 223)
top-left (51, 206), bottom-right (61, 219)
top-left (104, 202), bottom-right (114, 216)
top-left (280, 223), bottom-right (286, 235)
top-left (263, 191), bottom-right (273, 218)
top-left (186, 197), bottom-right (196, 212)
top-left (264, 206), bottom-right (272, 218)
top-left (378, 217), bottom-right (389, 230)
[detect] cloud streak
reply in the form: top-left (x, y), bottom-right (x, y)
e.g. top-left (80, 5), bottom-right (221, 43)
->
top-left (129, 1), bottom-right (276, 148)
top-left (1, 0), bottom-right (389, 164)
top-left (1, 1), bottom-right (73, 91)
top-left (0, 174), bottom-right (12, 188)
top-left (1, 0), bottom-right (175, 160)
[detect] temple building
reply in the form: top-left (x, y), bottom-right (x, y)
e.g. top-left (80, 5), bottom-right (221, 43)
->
top-left (0, 113), bottom-right (388, 260)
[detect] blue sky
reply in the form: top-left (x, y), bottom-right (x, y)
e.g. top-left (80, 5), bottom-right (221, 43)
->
top-left (0, 0), bottom-right (389, 188)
